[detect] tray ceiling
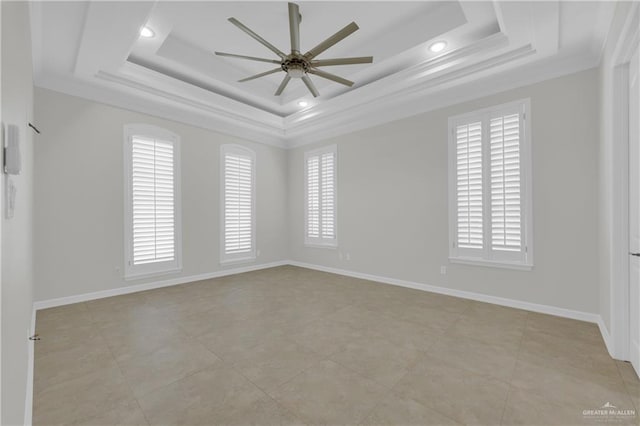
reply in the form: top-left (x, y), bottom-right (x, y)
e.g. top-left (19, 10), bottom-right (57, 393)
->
top-left (30, 1), bottom-right (615, 147)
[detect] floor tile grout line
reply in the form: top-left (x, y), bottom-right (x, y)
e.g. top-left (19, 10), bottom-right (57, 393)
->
top-left (133, 397), bottom-right (152, 426)
top-left (323, 353), bottom-right (429, 425)
top-left (499, 311), bottom-right (531, 425)
top-left (222, 345), bottom-right (330, 424)
top-left (88, 308), bottom-right (150, 426)
top-left (383, 367), bottom-right (467, 426)
top-left (95, 297), bottom-right (223, 409)
top-left (612, 356), bottom-right (638, 411)
top-left (232, 361), bottom-right (308, 419)
top-left (355, 299), bottom-right (468, 331)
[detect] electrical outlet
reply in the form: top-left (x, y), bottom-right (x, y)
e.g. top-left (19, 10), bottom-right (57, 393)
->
top-left (346, 253), bottom-right (351, 261)
top-left (440, 266), bottom-right (447, 275)
top-left (257, 249), bottom-right (261, 257)
top-left (339, 251), bottom-right (343, 261)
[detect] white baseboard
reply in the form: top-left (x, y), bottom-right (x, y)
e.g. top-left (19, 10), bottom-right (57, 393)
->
top-left (288, 260), bottom-right (601, 324)
top-left (631, 341), bottom-right (640, 376)
top-left (33, 259), bottom-right (610, 356)
top-left (597, 316), bottom-right (615, 357)
top-left (37, 258), bottom-right (603, 325)
top-left (24, 307), bottom-right (36, 426)
top-left (33, 260), bottom-right (289, 310)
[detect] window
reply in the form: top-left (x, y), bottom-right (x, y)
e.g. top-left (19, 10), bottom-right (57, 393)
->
top-left (221, 144), bottom-right (256, 264)
top-left (305, 145), bottom-right (337, 247)
top-left (448, 99), bottom-right (533, 270)
top-left (124, 124), bottom-right (182, 278)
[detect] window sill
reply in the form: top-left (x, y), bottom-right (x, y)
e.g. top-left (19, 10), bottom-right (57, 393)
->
top-left (220, 256), bottom-right (256, 266)
top-left (124, 267), bottom-right (182, 281)
top-left (449, 257), bottom-right (533, 271)
top-left (304, 243), bottom-right (338, 250)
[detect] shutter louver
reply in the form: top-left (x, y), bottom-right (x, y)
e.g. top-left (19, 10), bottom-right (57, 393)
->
top-left (305, 146), bottom-right (337, 246)
top-left (307, 156), bottom-right (320, 238)
top-left (224, 152), bottom-right (253, 255)
top-left (320, 152), bottom-right (335, 239)
top-left (131, 137), bottom-right (175, 265)
top-left (490, 113), bottom-right (522, 252)
top-left (456, 122), bottom-right (483, 249)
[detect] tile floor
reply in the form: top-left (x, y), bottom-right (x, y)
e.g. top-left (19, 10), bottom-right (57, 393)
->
top-left (33, 266), bottom-right (639, 425)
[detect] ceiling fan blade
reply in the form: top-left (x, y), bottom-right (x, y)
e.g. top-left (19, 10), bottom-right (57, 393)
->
top-left (302, 75), bottom-right (320, 97)
top-left (288, 3), bottom-right (301, 53)
top-left (308, 68), bottom-right (354, 87)
top-left (304, 22), bottom-right (359, 60)
top-left (311, 56), bottom-right (373, 67)
top-left (238, 67), bottom-right (282, 83)
top-left (228, 17), bottom-right (287, 59)
top-left (275, 75), bottom-right (292, 96)
top-left (215, 52), bottom-right (281, 64)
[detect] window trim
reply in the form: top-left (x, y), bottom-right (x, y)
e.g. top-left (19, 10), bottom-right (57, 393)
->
top-left (123, 123), bottom-right (183, 280)
top-left (447, 99), bottom-right (533, 270)
top-left (304, 144), bottom-right (338, 248)
top-left (220, 144), bottom-right (256, 265)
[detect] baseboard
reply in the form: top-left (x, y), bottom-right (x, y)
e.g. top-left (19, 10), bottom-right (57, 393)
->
top-left (631, 341), bottom-right (640, 376)
top-left (288, 260), bottom-right (601, 324)
top-left (24, 306), bottom-right (36, 426)
top-left (597, 316), bottom-right (615, 357)
top-left (33, 258), bottom-right (604, 340)
top-left (33, 260), bottom-right (289, 310)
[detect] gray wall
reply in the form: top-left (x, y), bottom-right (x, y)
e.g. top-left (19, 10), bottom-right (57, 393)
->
top-left (34, 88), bottom-right (289, 302)
top-left (33, 62), bottom-right (601, 317)
top-left (289, 68), bottom-right (600, 315)
top-left (1, 2), bottom-right (35, 424)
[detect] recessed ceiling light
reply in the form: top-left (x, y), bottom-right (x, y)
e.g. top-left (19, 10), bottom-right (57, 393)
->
top-left (140, 26), bottom-right (155, 38)
top-left (298, 101), bottom-right (308, 107)
top-left (429, 41), bottom-right (447, 53)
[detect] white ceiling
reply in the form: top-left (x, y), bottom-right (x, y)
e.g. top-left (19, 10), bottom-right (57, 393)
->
top-left (30, 1), bottom-right (616, 147)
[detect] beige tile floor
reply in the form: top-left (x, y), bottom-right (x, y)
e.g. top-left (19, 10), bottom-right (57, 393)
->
top-left (34, 266), bottom-right (639, 425)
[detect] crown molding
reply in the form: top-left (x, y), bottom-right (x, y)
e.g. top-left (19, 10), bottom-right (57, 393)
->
top-left (30, 1), bottom-right (611, 150)
top-left (285, 48), bottom-right (599, 148)
top-left (35, 73), bottom-right (288, 149)
top-left (96, 71), bottom-right (284, 136)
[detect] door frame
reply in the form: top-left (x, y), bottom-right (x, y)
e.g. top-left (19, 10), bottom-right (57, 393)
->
top-left (628, 45), bottom-right (640, 372)
top-left (609, 2), bottom-right (639, 361)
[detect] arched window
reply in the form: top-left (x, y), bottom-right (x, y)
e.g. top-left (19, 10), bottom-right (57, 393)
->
top-left (220, 144), bottom-right (256, 264)
top-left (124, 124), bottom-right (182, 278)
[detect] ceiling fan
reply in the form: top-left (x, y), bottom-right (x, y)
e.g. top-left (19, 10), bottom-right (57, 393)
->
top-left (215, 2), bottom-right (373, 98)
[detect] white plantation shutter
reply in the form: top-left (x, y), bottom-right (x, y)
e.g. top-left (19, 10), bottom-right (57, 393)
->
top-left (305, 145), bottom-right (337, 246)
top-left (449, 100), bottom-right (532, 268)
top-left (307, 156), bottom-right (320, 238)
top-left (321, 152), bottom-right (336, 239)
top-left (456, 122), bottom-right (483, 250)
top-left (490, 113), bottom-right (522, 252)
top-left (132, 137), bottom-right (175, 264)
top-left (124, 125), bottom-right (182, 278)
top-left (221, 145), bottom-right (255, 263)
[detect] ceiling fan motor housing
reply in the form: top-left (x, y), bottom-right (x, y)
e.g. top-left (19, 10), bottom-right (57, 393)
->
top-left (282, 55), bottom-right (310, 78)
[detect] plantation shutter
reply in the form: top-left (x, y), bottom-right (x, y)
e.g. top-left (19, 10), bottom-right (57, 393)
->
top-left (131, 136), bottom-right (175, 265)
top-left (224, 150), bottom-right (254, 257)
top-left (305, 146), bottom-right (337, 246)
top-left (490, 113), bottom-right (523, 253)
top-left (455, 121), bottom-right (483, 250)
top-left (320, 152), bottom-right (335, 239)
top-left (306, 156), bottom-right (320, 238)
